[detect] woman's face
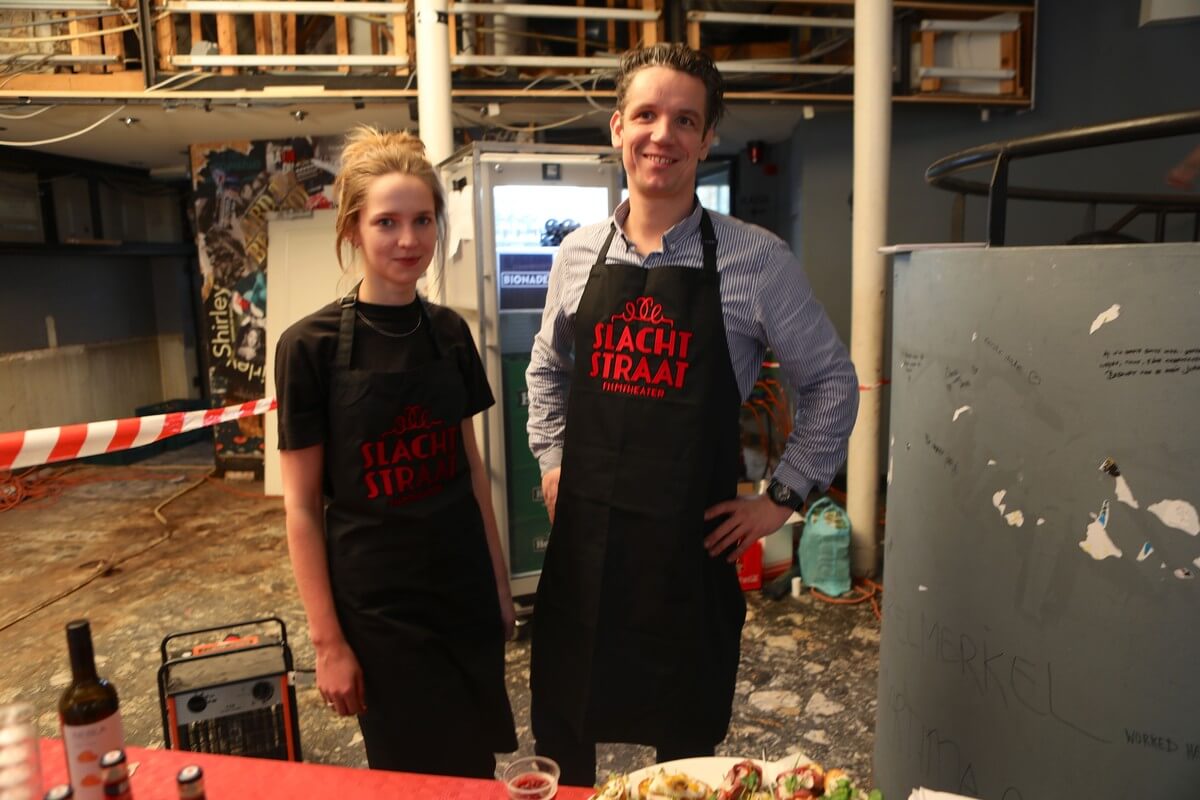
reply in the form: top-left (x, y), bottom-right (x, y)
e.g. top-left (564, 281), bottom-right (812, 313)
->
top-left (353, 172), bottom-right (438, 299)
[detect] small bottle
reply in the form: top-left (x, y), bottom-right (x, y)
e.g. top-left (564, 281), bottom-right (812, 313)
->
top-left (59, 620), bottom-right (124, 800)
top-left (44, 786), bottom-right (74, 800)
top-left (98, 750), bottom-right (132, 800)
top-left (176, 765), bottom-right (205, 800)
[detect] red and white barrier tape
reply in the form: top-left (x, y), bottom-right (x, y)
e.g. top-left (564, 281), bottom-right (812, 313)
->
top-left (0, 398), bottom-right (277, 472)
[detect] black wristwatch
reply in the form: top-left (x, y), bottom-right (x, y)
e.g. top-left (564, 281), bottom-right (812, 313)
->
top-left (765, 478), bottom-right (804, 511)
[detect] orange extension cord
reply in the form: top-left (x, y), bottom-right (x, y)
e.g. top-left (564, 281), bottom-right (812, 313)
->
top-left (0, 463), bottom-right (218, 633)
top-left (0, 464), bottom-right (212, 512)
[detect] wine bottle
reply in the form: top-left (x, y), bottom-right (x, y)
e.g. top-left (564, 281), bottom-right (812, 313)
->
top-left (58, 620), bottom-right (124, 800)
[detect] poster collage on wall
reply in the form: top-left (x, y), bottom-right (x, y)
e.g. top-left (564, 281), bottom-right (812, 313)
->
top-left (190, 136), bottom-right (342, 474)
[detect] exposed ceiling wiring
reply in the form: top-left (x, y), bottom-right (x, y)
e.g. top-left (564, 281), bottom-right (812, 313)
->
top-left (0, 104), bottom-right (55, 120)
top-left (0, 19), bottom-right (140, 44)
top-left (0, 104), bottom-right (127, 147)
top-left (455, 106), bottom-right (606, 134)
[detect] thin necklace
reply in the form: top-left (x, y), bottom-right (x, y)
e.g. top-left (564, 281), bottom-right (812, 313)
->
top-left (356, 309), bottom-right (422, 338)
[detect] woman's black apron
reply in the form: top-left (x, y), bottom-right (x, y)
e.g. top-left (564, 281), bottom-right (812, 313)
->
top-left (531, 210), bottom-right (746, 747)
top-left (323, 288), bottom-right (517, 769)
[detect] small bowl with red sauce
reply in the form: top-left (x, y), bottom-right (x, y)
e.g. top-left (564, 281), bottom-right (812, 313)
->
top-left (501, 755), bottom-right (560, 800)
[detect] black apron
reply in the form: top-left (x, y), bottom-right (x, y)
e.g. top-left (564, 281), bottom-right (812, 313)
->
top-left (323, 288), bottom-right (517, 768)
top-left (531, 210), bottom-right (746, 747)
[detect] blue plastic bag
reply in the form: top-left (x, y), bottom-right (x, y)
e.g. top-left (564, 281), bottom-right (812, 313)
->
top-left (799, 496), bottom-right (852, 597)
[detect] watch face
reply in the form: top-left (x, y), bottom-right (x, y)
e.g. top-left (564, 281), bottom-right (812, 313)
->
top-left (771, 482), bottom-right (792, 505)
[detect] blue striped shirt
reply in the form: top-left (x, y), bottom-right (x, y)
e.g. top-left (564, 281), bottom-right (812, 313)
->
top-left (525, 199), bottom-right (859, 501)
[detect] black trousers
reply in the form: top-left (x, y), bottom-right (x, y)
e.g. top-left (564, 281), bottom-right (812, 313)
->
top-left (359, 709), bottom-right (497, 779)
top-left (533, 708), bottom-right (714, 789)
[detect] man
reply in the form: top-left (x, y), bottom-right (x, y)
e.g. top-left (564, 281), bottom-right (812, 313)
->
top-left (525, 43), bottom-right (859, 787)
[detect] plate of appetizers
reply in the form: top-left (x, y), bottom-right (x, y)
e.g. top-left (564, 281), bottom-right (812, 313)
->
top-left (589, 755), bottom-right (881, 800)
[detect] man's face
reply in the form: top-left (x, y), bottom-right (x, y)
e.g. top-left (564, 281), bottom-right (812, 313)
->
top-left (611, 66), bottom-right (713, 206)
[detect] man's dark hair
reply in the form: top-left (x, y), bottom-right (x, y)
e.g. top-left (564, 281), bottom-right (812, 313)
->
top-left (615, 43), bottom-right (725, 133)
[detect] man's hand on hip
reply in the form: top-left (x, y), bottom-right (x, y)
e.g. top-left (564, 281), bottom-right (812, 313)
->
top-left (703, 495), bottom-right (792, 562)
top-left (541, 467), bottom-right (561, 524)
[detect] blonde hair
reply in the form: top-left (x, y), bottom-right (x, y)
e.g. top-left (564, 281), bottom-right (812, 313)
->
top-left (333, 125), bottom-right (448, 276)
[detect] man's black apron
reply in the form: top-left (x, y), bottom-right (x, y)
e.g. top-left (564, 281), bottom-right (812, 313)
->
top-left (531, 210), bottom-right (746, 747)
top-left (323, 288), bottom-right (517, 769)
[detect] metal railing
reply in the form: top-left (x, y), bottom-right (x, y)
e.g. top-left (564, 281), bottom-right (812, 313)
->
top-left (926, 109), bottom-right (1200, 246)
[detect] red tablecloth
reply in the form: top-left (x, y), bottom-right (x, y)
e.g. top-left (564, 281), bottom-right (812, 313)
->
top-left (39, 739), bottom-right (594, 800)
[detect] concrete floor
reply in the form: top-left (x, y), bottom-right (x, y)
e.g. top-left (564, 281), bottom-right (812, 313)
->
top-left (1, 445), bottom-right (881, 788)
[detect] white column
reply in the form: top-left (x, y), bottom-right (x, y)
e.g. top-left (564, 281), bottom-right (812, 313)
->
top-left (415, 0), bottom-right (455, 164)
top-left (847, 0), bottom-right (892, 577)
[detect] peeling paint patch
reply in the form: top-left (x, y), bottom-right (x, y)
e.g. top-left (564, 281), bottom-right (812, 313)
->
top-left (1175, 568), bottom-right (1194, 580)
top-left (1114, 476), bottom-right (1139, 509)
top-left (1080, 500), bottom-right (1122, 560)
top-left (1099, 458), bottom-right (1139, 508)
top-left (1036, 518), bottom-right (1046, 526)
top-left (918, 584), bottom-right (928, 592)
top-left (953, 405), bottom-right (971, 422)
top-left (1137, 542), bottom-right (1153, 562)
top-left (1195, 556), bottom-right (1200, 570)
top-left (1005, 510), bottom-right (1025, 527)
top-left (987, 459), bottom-right (997, 466)
top-left (972, 332), bottom-right (978, 342)
top-left (1089, 303), bottom-right (1120, 334)
top-left (1147, 499), bottom-right (1200, 536)
top-left (993, 490), bottom-right (1007, 514)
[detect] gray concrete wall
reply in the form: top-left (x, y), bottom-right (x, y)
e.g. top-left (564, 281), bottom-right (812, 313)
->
top-left (1, 256), bottom-right (161, 353)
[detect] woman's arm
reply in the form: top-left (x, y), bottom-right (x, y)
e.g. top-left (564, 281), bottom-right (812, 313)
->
top-left (280, 445), bottom-right (366, 716)
top-left (461, 418), bottom-right (516, 640)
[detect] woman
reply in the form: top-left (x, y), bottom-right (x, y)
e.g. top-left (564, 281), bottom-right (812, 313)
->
top-left (274, 126), bottom-right (517, 778)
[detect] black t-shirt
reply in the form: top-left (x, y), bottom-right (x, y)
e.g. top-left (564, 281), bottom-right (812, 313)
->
top-left (274, 297), bottom-right (494, 451)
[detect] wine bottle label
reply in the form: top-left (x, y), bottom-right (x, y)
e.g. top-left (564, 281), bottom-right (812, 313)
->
top-left (61, 714), bottom-right (125, 800)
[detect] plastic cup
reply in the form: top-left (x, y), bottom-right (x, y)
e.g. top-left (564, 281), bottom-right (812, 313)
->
top-left (502, 755), bottom-right (560, 800)
top-left (0, 703), bottom-right (40, 800)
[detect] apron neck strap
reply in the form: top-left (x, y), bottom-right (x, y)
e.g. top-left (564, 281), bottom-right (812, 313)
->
top-left (698, 209), bottom-right (717, 274)
top-left (594, 207), bottom-right (718, 271)
top-left (593, 223), bottom-right (619, 268)
top-left (334, 281), bottom-right (441, 368)
top-left (335, 282), bottom-right (360, 369)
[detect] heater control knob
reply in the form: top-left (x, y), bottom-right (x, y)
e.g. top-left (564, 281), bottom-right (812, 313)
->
top-left (187, 695), bottom-right (207, 713)
top-left (252, 681), bottom-right (274, 702)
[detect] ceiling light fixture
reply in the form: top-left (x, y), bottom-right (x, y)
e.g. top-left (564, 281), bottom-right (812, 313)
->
top-left (292, 109), bottom-right (308, 122)
top-left (122, 116), bottom-right (139, 126)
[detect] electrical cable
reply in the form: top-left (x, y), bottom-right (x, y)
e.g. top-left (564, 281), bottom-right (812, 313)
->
top-left (459, 106), bottom-right (605, 133)
top-left (144, 71), bottom-right (212, 93)
top-left (0, 465), bottom-right (215, 634)
top-left (0, 9), bottom-right (125, 33)
top-left (0, 54), bottom-right (53, 89)
top-left (0, 104), bottom-right (54, 120)
top-left (809, 578), bottom-right (883, 621)
top-left (0, 18), bottom-right (141, 44)
top-left (0, 104), bottom-right (126, 147)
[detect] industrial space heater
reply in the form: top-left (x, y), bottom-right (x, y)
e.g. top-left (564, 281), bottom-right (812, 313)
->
top-left (157, 617), bottom-right (302, 761)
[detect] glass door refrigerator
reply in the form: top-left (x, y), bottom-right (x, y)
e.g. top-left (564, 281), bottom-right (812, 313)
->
top-left (435, 143), bottom-right (621, 615)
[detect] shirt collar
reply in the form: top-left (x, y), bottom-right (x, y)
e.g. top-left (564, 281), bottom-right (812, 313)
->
top-left (612, 196), bottom-right (704, 253)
